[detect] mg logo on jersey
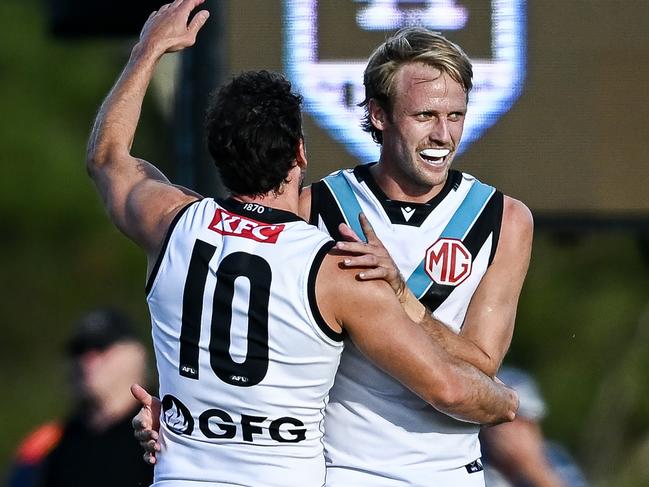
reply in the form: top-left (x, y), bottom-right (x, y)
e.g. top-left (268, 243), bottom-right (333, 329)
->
top-left (284, 0), bottom-right (526, 161)
top-left (425, 238), bottom-right (472, 286)
top-left (209, 209), bottom-right (285, 243)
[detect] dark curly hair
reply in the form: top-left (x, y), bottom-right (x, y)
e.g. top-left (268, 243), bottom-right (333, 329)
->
top-left (205, 70), bottom-right (304, 197)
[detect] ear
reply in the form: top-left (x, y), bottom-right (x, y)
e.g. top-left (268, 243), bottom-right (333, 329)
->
top-left (369, 98), bottom-right (388, 131)
top-left (295, 138), bottom-right (308, 170)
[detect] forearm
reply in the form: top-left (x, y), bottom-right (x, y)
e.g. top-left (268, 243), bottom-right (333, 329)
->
top-left (86, 43), bottom-right (161, 169)
top-left (420, 312), bottom-right (497, 376)
top-left (440, 359), bottom-right (518, 425)
top-left (400, 288), bottom-right (496, 376)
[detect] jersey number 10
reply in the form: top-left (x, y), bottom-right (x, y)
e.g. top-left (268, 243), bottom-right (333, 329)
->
top-left (178, 240), bottom-right (271, 387)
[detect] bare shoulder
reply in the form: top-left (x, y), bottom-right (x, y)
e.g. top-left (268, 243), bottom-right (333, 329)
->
top-left (500, 195), bottom-right (534, 254)
top-left (125, 171), bottom-right (201, 261)
top-left (503, 195), bottom-right (533, 233)
top-left (316, 249), bottom-right (394, 333)
top-left (315, 250), bottom-right (351, 334)
top-left (482, 195), bottom-right (534, 293)
top-left (491, 195), bottom-right (533, 270)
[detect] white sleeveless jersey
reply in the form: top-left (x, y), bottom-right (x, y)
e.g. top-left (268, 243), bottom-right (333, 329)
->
top-left (146, 198), bottom-right (343, 487)
top-left (310, 165), bottom-right (504, 485)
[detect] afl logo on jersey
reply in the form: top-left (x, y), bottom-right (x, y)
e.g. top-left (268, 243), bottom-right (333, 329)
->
top-left (425, 238), bottom-right (472, 286)
top-left (209, 209), bottom-right (285, 243)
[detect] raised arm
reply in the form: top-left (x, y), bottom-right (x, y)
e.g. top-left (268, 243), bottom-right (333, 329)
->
top-left (316, 252), bottom-right (518, 425)
top-left (86, 0), bottom-right (208, 266)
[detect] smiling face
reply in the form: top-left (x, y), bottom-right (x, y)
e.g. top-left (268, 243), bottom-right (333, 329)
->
top-left (371, 62), bottom-right (467, 201)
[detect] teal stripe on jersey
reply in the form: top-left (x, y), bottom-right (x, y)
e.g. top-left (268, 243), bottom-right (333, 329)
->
top-left (406, 180), bottom-right (496, 298)
top-left (323, 171), bottom-right (365, 242)
top-left (440, 181), bottom-right (495, 240)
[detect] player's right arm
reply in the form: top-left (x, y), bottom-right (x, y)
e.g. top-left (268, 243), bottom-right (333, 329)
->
top-left (316, 251), bottom-right (518, 425)
top-left (86, 0), bottom-right (208, 268)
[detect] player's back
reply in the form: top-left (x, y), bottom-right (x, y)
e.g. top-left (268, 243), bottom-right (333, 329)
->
top-left (146, 198), bottom-right (342, 487)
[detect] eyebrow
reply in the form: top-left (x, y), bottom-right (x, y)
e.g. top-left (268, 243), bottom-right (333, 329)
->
top-left (412, 76), bottom-right (443, 86)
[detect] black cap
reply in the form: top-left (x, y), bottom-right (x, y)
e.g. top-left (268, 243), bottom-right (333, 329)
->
top-left (66, 308), bottom-right (139, 356)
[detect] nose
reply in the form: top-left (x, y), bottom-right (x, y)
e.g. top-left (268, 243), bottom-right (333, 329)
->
top-left (429, 117), bottom-right (451, 145)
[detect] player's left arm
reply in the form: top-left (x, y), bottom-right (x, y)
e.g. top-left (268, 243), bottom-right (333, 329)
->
top-left (336, 214), bottom-right (495, 372)
top-left (388, 196), bottom-right (533, 377)
top-left (338, 197), bottom-right (533, 377)
top-left (457, 196), bottom-right (533, 376)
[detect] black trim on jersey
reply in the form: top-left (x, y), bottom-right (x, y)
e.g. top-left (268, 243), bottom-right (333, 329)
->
top-left (459, 190), bottom-right (504, 268)
top-left (309, 181), bottom-right (347, 241)
top-left (486, 191), bottom-right (504, 265)
top-left (306, 241), bottom-right (343, 342)
top-left (352, 164), bottom-right (463, 227)
top-left (419, 190), bottom-right (504, 313)
top-left (145, 199), bottom-right (201, 296)
top-left (419, 281), bottom-right (456, 314)
top-left (218, 198), bottom-right (304, 224)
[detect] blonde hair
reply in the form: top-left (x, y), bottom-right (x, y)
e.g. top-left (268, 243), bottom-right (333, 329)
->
top-left (360, 27), bottom-right (473, 144)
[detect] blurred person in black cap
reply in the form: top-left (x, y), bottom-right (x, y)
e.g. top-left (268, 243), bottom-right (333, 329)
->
top-left (7, 308), bottom-right (153, 487)
top-left (480, 367), bottom-right (589, 487)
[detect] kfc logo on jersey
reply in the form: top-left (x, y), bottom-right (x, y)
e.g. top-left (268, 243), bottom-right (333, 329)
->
top-left (209, 209), bottom-right (284, 243)
top-left (425, 238), bottom-right (472, 286)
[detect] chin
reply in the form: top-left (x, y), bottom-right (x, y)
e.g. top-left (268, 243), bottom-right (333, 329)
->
top-left (422, 160), bottom-right (450, 176)
top-left (422, 168), bottom-right (450, 190)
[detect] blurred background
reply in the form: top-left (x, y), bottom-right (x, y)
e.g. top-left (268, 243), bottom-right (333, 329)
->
top-left (1, 0), bottom-right (648, 485)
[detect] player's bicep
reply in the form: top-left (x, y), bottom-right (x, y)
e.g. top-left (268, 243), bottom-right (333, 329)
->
top-left (318, 256), bottom-right (518, 423)
top-left (460, 197), bottom-right (533, 375)
top-left (125, 179), bottom-right (199, 254)
top-left (91, 155), bottom-right (197, 254)
top-left (329, 269), bottom-right (455, 405)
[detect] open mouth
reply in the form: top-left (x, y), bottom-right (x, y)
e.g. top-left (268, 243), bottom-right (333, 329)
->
top-left (419, 148), bottom-right (450, 164)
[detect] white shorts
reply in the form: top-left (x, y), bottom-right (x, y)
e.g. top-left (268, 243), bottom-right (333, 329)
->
top-left (325, 459), bottom-right (485, 487)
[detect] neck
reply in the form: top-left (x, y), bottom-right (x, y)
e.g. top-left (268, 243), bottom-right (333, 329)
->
top-left (370, 160), bottom-right (447, 203)
top-left (232, 167), bottom-right (302, 215)
top-left (233, 190), bottom-right (300, 214)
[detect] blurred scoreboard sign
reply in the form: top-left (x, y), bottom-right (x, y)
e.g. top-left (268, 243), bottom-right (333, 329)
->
top-left (246, 0), bottom-right (646, 228)
top-left (284, 0), bottom-right (526, 163)
top-left (59, 0), bottom-right (648, 228)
